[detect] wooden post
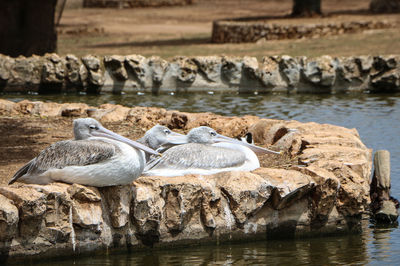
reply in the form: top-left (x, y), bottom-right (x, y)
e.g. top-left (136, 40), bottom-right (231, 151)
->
top-left (370, 150), bottom-right (399, 224)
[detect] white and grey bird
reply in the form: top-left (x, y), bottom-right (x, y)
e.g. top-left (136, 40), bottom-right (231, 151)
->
top-left (143, 126), bottom-right (280, 177)
top-left (9, 118), bottom-right (159, 187)
top-left (137, 124), bottom-right (187, 161)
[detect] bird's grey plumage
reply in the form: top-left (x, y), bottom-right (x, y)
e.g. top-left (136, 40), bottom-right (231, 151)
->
top-left (143, 126), bottom-right (280, 177)
top-left (9, 140), bottom-right (118, 184)
top-left (145, 143), bottom-right (246, 171)
top-left (137, 124), bottom-right (187, 161)
top-left (9, 117), bottom-right (159, 186)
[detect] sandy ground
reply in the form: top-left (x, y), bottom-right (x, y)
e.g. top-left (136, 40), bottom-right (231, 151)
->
top-left (57, 0), bottom-right (400, 59)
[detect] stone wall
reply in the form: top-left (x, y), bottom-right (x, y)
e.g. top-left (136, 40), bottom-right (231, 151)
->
top-left (211, 19), bottom-right (397, 43)
top-left (0, 100), bottom-right (372, 261)
top-left (0, 54), bottom-right (399, 94)
top-left (83, 0), bottom-right (194, 8)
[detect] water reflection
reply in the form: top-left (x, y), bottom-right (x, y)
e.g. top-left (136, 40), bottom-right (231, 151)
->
top-left (29, 234), bottom-right (370, 265)
top-left (2, 92), bottom-right (400, 265)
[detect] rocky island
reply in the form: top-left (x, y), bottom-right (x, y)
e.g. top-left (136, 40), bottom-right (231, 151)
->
top-left (0, 100), bottom-right (371, 261)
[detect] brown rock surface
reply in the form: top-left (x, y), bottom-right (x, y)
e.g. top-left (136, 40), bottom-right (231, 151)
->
top-left (0, 100), bottom-right (372, 260)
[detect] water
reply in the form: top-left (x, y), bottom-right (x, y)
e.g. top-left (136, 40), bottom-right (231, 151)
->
top-left (3, 92), bottom-right (400, 265)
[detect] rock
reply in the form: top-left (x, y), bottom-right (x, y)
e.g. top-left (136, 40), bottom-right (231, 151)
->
top-left (302, 56), bottom-right (336, 88)
top-left (371, 68), bottom-right (400, 91)
top-left (101, 185), bottom-right (133, 228)
top-left (0, 101), bottom-right (374, 259)
top-left (67, 184), bottom-right (103, 230)
top-left (370, 0), bottom-right (400, 13)
top-left (280, 55), bottom-right (301, 87)
top-left (104, 55), bottom-right (128, 81)
top-left (221, 56), bottom-right (243, 85)
top-left (0, 194), bottom-right (19, 242)
top-left (41, 53), bottom-right (66, 84)
top-left (172, 57), bottom-right (198, 87)
top-left (81, 55), bottom-right (105, 88)
top-left (216, 171), bottom-right (273, 225)
top-left (125, 54), bottom-right (149, 87)
top-left (0, 186), bottom-right (47, 238)
top-left (0, 55), bottom-right (13, 82)
top-left (7, 56), bottom-right (42, 90)
top-left (132, 177), bottom-right (164, 237)
top-left (96, 104), bottom-right (131, 122)
top-left (259, 57), bottom-right (287, 89)
top-left (192, 56), bottom-right (222, 82)
top-left (148, 56), bottom-right (168, 86)
top-left (0, 99), bottom-right (17, 116)
top-left (374, 200), bottom-right (399, 223)
top-left (65, 54), bottom-right (82, 86)
top-left (60, 103), bottom-right (89, 117)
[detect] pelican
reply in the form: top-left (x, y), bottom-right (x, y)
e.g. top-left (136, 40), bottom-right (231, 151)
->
top-left (143, 126), bottom-right (280, 177)
top-left (137, 124), bottom-right (187, 161)
top-left (9, 118), bottom-right (158, 187)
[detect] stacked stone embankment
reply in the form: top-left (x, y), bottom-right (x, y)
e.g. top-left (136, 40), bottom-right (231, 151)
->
top-left (0, 100), bottom-right (372, 261)
top-left (83, 0), bottom-right (194, 8)
top-left (211, 19), bottom-right (397, 43)
top-left (0, 54), bottom-right (399, 94)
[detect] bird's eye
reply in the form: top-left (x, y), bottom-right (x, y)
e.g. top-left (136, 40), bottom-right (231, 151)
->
top-left (164, 129), bottom-right (171, 134)
top-left (210, 131), bottom-right (217, 136)
top-left (89, 125), bottom-right (98, 130)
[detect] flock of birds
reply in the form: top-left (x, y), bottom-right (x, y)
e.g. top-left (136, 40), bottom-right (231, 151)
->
top-left (9, 118), bottom-right (280, 187)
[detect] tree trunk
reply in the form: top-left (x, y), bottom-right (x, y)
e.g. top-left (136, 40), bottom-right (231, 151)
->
top-left (291, 0), bottom-right (322, 17)
top-left (0, 0), bottom-right (58, 57)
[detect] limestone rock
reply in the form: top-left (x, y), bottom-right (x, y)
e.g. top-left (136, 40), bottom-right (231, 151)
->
top-left (216, 171), bottom-right (273, 225)
top-left (104, 55), bottom-right (128, 81)
top-left (95, 104), bottom-right (131, 122)
top-left (221, 56), bottom-right (243, 85)
top-left (280, 55), bottom-right (301, 87)
top-left (259, 57), bottom-right (287, 89)
top-left (65, 54), bottom-right (82, 86)
top-left (0, 194), bottom-right (19, 242)
top-left (192, 56), bottom-right (222, 82)
top-left (7, 56), bottom-right (42, 89)
top-left (67, 184), bottom-right (102, 230)
top-left (302, 56), bottom-right (336, 88)
top-left (125, 54), bottom-right (149, 87)
top-left (0, 99), bottom-right (17, 116)
top-left (148, 56), bottom-right (168, 86)
top-left (132, 177), bottom-right (164, 237)
top-left (82, 55), bottom-right (105, 87)
top-left (0, 55), bottom-right (13, 82)
top-left (60, 103), bottom-right (89, 117)
top-left (101, 185), bottom-right (133, 228)
top-left (173, 57), bottom-right (198, 87)
top-left (0, 101), bottom-right (374, 259)
top-left (41, 53), bottom-right (66, 84)
top-left (0, 186), bottom-right (47, 237)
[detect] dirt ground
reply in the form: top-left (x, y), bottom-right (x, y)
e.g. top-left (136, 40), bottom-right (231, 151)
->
top-left (58, 0), bottom-right (400, 59)
top-left (0, 115), bottom-right (289, 185)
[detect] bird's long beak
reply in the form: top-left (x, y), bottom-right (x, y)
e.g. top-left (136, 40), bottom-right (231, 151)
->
top-left (164, 132), bottom-right (188, 145)
top-left (93, 126), bottom-right (160, 156)
top-left (214, 134), bottom-right (281, 155)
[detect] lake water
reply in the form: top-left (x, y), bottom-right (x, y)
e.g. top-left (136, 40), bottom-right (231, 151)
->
top-left (3, 92), bottom-right (400, 265)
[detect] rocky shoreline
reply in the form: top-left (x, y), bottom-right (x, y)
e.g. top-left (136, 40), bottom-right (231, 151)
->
top-left (0, 54), bottom-right (399, 94)
top-left (0, 100), bottom-right (372, 261)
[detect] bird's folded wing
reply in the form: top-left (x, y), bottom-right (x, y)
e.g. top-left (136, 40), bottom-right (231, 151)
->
top-left (9, 140), bottom-right (117, 184)
top-left (145, 143), bottom-right (246, 171)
